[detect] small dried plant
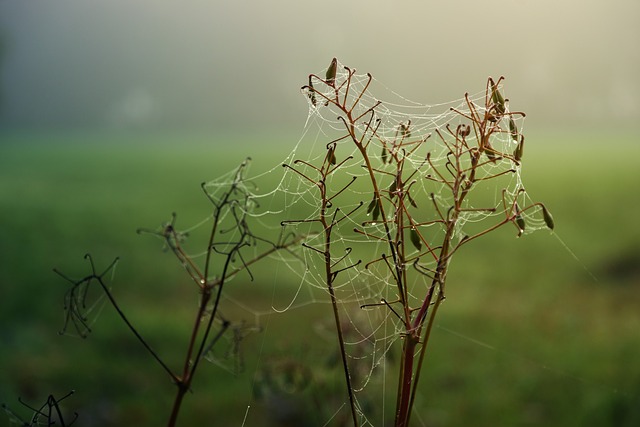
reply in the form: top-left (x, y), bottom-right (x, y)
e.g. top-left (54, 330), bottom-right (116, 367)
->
top-left (53, 159), bottom-right (300, 427)
top-left (2, 390), bottom-right (77, 426)
top-left (282, 58), bottom-right (554, 426)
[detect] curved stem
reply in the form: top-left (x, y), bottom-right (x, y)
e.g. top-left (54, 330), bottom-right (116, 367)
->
top-left (98, 280), bottom-right (178, 383)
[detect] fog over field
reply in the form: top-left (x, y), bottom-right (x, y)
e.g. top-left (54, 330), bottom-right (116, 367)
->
top-left (0, 0), bottom-right (638, 132)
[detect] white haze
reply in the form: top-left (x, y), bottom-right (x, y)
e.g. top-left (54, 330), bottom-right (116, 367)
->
top-left (0, 0), bottom-right (638, 132)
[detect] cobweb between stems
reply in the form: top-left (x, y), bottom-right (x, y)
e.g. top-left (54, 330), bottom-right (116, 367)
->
top-left (54, 62), bottom-right (547, 426)
top-left (54, 61), bottom-right (549, 425)
top-left (182, 60), bottom-right (551, 424)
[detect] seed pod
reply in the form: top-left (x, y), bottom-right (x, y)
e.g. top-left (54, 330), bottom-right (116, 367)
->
top-left (327, 145), bottom-right (336, 165)
top-left (541, 205), bottom-right (555, 230)
top-left (372, 199), bottom-right (381, 222)
top-left (407, 192), bottom-right (418, 208)
top-left (366, 195), bottom-right (376, 215)
top-left (409, 227), bottom-right (422, 251)
top-left (513, 135), bottom-right (525, 162)
top-left (458, 124), bottom-right (471, 138)
top-left (514, 205), bottom-right (526, 236)
top-left (400, 123), bottom-right (411, 138)
top-left (367, 195), bottom-right (381, 221)
top-left (308, 76), bottom-right (317, 106)
top-left (326, 58), bottom-right (337, 86)
top-left (491, 81), bottom-right (506, 114)
top-left (389, 179), bottom-right (397, 199)
top-left (508, 118), bottom-right (518, 141)
top-left (515, 214), bottom-right (526, 235)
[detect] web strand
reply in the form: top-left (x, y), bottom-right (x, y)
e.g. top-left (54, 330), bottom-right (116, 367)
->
top-left (193, 60), bottom-right (565, 425)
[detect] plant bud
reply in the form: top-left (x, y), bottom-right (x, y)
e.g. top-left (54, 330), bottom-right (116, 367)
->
top-left (372, 199), bottom-right (381, 221)
top-left (367, 195), bottom-right (381, 221)
top-left (367, 196), bottom-right (376, 215)
top-left (407, 192), bottom-right (418, 208)
top-left (512, 202), bottom-right (525, 235)
top-left (491, 82), bottom-right (506, 114)
top-left (389, 179), bottom-right (397, 198)
top-left (513, 135), bottom-right (524, 162)
top-left (381, 145), bottom-right (388, 164)
top-left (410, 227), bottom-right (422, 251)
top-left (328, 145), bottom-right (337, 165)
top-left (514, 206), bottom-right (526, 236)
top-left (515, 214), bottom-right (525, 232)
top-left (326, 58), bottom-right (337, 86)
top-left (458, 124), bottom-right (471, 138)
top-left (400, 123), bottom-right (411, 138)
top-left (308, 76), bottom-right (317, 106)
top-left (541, 205), bottom-right (555, 230)
top-left (508, 118), bottom-right (518, 141)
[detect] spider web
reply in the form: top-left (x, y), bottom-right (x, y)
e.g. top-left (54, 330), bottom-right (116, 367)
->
top-left (194, 60), bottom-right (552, 425)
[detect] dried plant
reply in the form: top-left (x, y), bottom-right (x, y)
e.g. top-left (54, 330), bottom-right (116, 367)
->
top-left (52, 159), bottom-right (301, 427)
top-left (282, 58), bottom-right (554, 426)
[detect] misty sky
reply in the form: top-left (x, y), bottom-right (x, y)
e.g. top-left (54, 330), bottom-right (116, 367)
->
top-left (0, 0), bottom-right (638, 132)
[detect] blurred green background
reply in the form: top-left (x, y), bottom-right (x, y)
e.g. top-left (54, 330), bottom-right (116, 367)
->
top-left (1, 1), bottom-right (639, 426)
top-left (2, 130), bottom-right (639, 426)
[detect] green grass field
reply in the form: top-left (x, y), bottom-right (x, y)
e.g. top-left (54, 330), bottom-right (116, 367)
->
top-left (1, 129), bottom-right (639, 426)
